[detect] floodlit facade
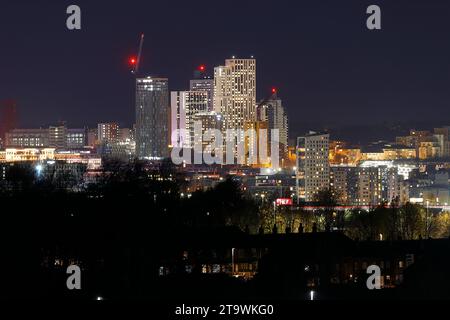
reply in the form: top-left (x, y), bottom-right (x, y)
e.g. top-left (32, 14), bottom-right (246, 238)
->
top-left (361, 147), bottom-right (416, 161)
top-left (54, 152), bottom-right (102, 170)
top-left (418, 134), bottom-right (446, 159)
top-left (243, 120), bottom-right (270, 167)
top-left (329, 141), bottom-right (362, 165)
top-left (214, 58), bottom-right (256, 132)
top-left (4, 148), bottom-right (55, 162)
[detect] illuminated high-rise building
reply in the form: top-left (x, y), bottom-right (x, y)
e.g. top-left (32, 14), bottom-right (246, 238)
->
top-left (193, 111), bottom-right (223, 155)
top-left (330, 165), bottom-right (358, 205)
top-left (190, 71), bottom-right (214, 112)
top-left (48, 124), bottom-right (67, 149)
top-left (98, 123), bottom-right (119, 144)
top-left (171, 91), bottom-right (209, 149)
top-left (66, 128), bottom-right (87, 149)
top-left (244, 120), bottom-right (270, 167)
top-left (135, 77), bottom-right (169, 159)
top-left (396, 129), bottom-right (431, 156)
top-left (434, 126), bottom-right (450, 157)
top-left (213, 58), bottom-right (256, 132)
top-left (356, 167), bottom-right (383, 207)
top-left (296, 132), bottom-right (330, 203)
top-left (257, 90), bottom-right (289, 164)
top-left (119, 127), bottom-right (134, 142)
top-left (87, 129), bottom-right (98, 147)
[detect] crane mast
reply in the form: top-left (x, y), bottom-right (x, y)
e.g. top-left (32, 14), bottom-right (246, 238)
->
top-left (132, 33), bottom-right (144, 75)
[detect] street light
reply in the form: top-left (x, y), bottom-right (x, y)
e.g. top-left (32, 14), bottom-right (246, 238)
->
top-left (273, 201), bottom-right (277, 226)
top-left (35, 164), bottom-right (43, 176)
top-left (231, 248), bottom-right (235, 275)
top-left (426, 200), bottom-right (430, 238)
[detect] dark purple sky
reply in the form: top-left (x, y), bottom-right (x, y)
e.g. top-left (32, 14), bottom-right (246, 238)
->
top-left (1, 0), bottom-right (450, 140)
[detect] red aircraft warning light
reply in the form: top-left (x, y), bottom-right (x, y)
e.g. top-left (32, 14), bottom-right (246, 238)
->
top-left (271, 87), bottom-right (277, 94)
top-left (130, 57), bottom-right (137, 65)
top-left (199, 65), bottom-right (206, 72)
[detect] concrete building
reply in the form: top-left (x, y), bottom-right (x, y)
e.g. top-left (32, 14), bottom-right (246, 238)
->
top-left (5, 126), bottom-right (86, 150)
top-left (98, 123), bottom-right (119, 144)
top-left (330, 165), bottom-right (358, 205)
top-left (419, 139), bottom-right (443, 159)
top-left (422, 171), bottom-right (450, 206)
top-left (361, 146), bottom-right (416, 161)
top-left (5, 129), bottom-right (48, 148)
top-left (296, 132), bottom-right (330, 203)
top-left (87, 128), bottom-right (98, 147)
top-left (192, 111), bottom-right (223, 155)
top-left (171, 91), bottom-right (209, 149)
top-left (66, 128), bottom-right (87, 149)
top-left (356, 167), bottom-right (382, 207)
top-left (190, 76), bottom-right (214, 112)
top-left (48, 125), bottom-right (67, 149)
top-left (257, 91), bottom-right (289, 164)
top-left (396, 129), bottom-right (432, 154)
top-left (434, 126), bottom-right (450, 158)
top-left (119, 127), bottom-right (134, 141)
top-left (329, 141), bottom-right (362, 165)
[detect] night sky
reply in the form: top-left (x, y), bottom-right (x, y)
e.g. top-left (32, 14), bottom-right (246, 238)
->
top-left (1, 0), bottom-right (450, 141)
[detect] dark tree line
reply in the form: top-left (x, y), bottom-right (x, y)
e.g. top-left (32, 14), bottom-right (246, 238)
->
top-left (1, 163), bottom-right (449, 299)
top-left (256, 188), bottom-right (450, 240)
top-left (0, 161), bottom-right (261, 299)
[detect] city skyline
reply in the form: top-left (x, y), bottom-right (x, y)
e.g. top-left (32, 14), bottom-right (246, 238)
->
top-left (1, 0), bottom-right (450, 138)
top-left (3, 0), bottom-right (450, 306)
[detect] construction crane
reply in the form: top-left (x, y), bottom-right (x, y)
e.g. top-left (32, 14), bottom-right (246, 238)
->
top-left (131, 33), bottom-right (144, 75)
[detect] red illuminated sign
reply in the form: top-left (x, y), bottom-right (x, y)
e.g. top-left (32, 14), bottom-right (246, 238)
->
top-left (276, 198), bottom-right (293, 206)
